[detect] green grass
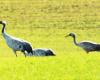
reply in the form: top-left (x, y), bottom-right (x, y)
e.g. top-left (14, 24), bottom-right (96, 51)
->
top-left (0, 0), bottom-right (100, 80)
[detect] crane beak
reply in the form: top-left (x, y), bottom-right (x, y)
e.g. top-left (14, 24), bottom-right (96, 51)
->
top-left (65, 35), bottom-right (69, 38)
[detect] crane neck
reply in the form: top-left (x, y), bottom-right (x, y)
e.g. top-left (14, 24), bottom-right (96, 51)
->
top-left (1, 23), bottom-right (8, 38)
top-left (72, 35), bottom-right (78, 46)
top-left (2, 23), bottom-right (5, 34)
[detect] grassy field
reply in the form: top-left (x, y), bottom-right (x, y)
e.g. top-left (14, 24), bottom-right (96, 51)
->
top-left (0, 0), bottom-right (100, 80)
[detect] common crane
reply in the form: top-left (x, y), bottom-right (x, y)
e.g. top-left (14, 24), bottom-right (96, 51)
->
top-left (65, 33), bottom-right (100, 53)
top-left (0, 21), bottom-right (33, 57)
top-left (27, 48), bottom-right (55, 56)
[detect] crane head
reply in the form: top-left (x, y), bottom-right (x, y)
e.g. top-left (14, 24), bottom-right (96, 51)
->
top-left (0, 21), bottom-right (6, 25)
top-left (65, 32), bottom-right (75, 38)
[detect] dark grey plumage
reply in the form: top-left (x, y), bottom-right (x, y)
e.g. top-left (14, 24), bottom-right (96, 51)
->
top-left (66, 33), bottom-right (100, 53)
top-left (0, 21), bottom-right (33, 57)
top-left (27, 48), bottom-right (55, 56)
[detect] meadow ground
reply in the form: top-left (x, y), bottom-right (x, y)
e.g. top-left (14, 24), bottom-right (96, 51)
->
top-left (0, 0), bottom-right (100, 80)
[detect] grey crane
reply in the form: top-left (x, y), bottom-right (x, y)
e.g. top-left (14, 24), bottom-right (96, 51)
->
top-left (27, 48), bottom-right (55, 56)
top-left (65, 32), bottom-right (100, 53)
top-left (0, 21), bottom-right (33, 57)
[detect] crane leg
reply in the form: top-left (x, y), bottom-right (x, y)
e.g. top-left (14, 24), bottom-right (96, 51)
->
top-left (24, 52), bottom-right (26, 57)
top-left (22, 51), bottom-right (26, 57)
top-left (13, 50), bottom-right (17, 57)
top-left (86, 51), bottom-right (89, 54)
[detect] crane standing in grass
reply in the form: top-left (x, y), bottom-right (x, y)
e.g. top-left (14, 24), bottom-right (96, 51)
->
top-left (0, 21), bottom-right (33, 57)
top-left (65, 32), bottom-right (100, 53)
